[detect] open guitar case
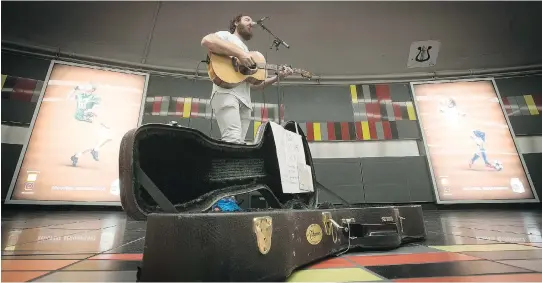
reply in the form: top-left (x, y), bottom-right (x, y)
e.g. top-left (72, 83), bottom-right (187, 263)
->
top-left (119, 120), bottom-right (427, 282)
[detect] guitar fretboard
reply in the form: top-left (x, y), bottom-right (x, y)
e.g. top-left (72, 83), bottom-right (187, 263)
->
top-left (256, 63), bottom-right (306, 75)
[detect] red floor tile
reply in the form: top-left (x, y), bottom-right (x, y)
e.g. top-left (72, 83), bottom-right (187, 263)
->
top-left (308, 257), bottom-right (355, 269)
top-left (89, 253), bottom-right (143, 260)
top-left (393, 273), bottom-right (542, 282)
top-left (347, 252), bottom-right (480, 266)
top-left (1, 260), bottom-right (78, 271)
top-left (1, 271), bottom-right (49, 282)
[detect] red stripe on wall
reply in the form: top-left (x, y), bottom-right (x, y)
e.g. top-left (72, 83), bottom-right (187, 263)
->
top-left (532, 94), bottom-right (542, 111)
top-left (12, 78), bottom-right (37, 102)
top-left (261, 107), bottom-right (269, 122)
top-left (355, 122), bottom-right (362, 140)
top-left (501, 97), bottom-right (512, 115)
top-left (366, 103), bottom-right (381, 121)
top-left (340, 122), bottom-right (350, 140)
top-left (327, 122), bottom-right (336, 141)
top-left (375, 84), bottom-right (391, 102)
top-left (176, 99), bottom-right (184, 116)
top-left (191, 99), bottom-right (199, 117)
top-left (381, 121), bottom-right (392, 139)
top-left (368, 121), bottom-right (377, 140)
top-left (152, 97), bottom-right (161, 114)
top-left (393, 103), bottom-right (402, 120)
top-left (306, 122), bottom-right (314, 141)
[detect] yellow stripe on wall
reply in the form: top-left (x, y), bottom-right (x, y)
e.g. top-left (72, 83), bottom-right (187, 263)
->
top-left (254, 121), bottom-right (262, 138)
top-left (361, 121), bottom-right (370, 140)
top-left (406, 102), bottom-right (417, 120)
top-left (1, 75), bottom-right (6, 89)
top-left (350, 85), bottom-right (358, 103)
top-left (183, 97), bottom-right (192, 118)
top-left (524, 95), bottom-right (539, 115)
top-left (313, 122), bottom-right (322, 141)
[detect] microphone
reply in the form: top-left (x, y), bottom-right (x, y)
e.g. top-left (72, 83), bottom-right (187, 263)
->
top-left (252, 17), bottom-right (269, 26)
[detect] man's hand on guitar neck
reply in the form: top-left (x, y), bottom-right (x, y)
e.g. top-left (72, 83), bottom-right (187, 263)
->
top-left (201, 34), bottom-right (255, 67)
top-left (251, 67), bottom-right (293, 90)
top-left (278, 67), bottom-right (293, 79)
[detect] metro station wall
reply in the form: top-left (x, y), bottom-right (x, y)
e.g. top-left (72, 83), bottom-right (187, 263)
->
top-left (2, 51), bottom-right (540, 205)
top-left (140, 74), bottom-right (433, 205)
top-left (1, 52), bottom-right (51, 201)
top-left (494, 74), bottom-right (542, 200)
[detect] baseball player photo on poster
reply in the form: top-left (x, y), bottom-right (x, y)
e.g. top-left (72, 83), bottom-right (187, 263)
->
top-left (6, 61), bottom-right (148, 204)
top-left (411, 79), bottom-right (538, 203)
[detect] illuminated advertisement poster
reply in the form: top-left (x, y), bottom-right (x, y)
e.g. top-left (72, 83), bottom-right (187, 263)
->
top-left (6, 61), bottom-right (148, 204)
top-left (411, 79), bottom-right (538, 203)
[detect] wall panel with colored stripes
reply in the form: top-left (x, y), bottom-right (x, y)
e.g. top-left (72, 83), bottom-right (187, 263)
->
top-left (1, 52), bottom-right (51, 201)
top-left (141, 76), bottom-right (423, 142)
top-left (141, 75), bottom-right (286, 141)
top-left (495, 75), bottom-right (542, 136)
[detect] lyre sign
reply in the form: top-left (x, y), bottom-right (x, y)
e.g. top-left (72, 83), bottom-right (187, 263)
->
top-left (415, 45), bottom-right (432, 63)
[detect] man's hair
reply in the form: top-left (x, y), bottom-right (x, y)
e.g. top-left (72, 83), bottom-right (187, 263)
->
top-left (229, 14), bottom-right (245, 34)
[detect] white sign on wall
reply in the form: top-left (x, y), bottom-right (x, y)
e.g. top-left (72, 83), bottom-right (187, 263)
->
top-left (407, 40), bottom-right (441, 68)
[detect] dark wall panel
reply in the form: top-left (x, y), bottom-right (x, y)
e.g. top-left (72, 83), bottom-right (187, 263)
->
top-left (508, 116), bottom-right (542, 136)
top-left (1, 100), bottom-right (37, 126)
top-left (1, 144), bottom-right (24, 200)
top-left (361, 156), bottom-right (434, 203)
top-left (1, 52), bottom-right (52, 80)
top-left (313, 159), bottom-right (364, 204)
top-left (313, 156), bottom-right (435, 204)
top-left (389, 83), bottom-right (413, 102)
top-left (495, 75), bottom-right (542, 98)
top-left (283, 85), bottom-right (354, 122)
top-left (522, 153), bottom-right (542, 200)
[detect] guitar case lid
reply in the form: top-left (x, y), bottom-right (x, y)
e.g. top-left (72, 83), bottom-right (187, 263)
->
top-left (119, 121), bottom-right (340, 220)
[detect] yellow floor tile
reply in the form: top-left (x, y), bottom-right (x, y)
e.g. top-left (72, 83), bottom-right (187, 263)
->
top-left (287, 268), bottom-right (382, 282)
top-left (430, 244), bottom-right (539, 252)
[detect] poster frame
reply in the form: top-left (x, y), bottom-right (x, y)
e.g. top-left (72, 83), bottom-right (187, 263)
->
top-left (5, 60), bottom-right (150, 206)
top-left (410, 77), bottom-right (539, 204)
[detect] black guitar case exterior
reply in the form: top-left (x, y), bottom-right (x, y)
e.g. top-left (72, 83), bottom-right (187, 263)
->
top-left (118, 121), bottom-right (426, 282)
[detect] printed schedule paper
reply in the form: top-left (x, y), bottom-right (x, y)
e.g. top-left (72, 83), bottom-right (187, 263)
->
top-left (269, 122), bottom-right (313, 194)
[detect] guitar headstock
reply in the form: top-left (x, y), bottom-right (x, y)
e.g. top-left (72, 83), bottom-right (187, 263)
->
top-left (299, 70), bottom-right (313, 79)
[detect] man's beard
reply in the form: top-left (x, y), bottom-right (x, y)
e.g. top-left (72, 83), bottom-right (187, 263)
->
top-left (237, 24), bottom-right (253, 40)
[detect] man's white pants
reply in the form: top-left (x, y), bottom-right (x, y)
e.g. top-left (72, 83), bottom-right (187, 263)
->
top-left (211, 93), bottom-right (251, 144)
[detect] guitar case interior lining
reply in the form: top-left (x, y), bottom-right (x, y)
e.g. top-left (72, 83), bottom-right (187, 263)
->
top-left (118, 121), bottom-right (426, 281)
top-left (120, 121), bottom-right (322, 219)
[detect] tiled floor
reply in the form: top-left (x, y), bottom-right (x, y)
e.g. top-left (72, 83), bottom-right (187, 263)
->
top-left (2, 209), bottom-right (542, 282)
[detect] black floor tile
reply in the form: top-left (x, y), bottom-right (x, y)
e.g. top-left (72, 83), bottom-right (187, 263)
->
top-left (365, 260), bottom-right (534, 279)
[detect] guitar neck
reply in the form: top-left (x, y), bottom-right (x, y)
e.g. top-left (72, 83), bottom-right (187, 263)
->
top-left (257, 63), bottom-right (305, 75)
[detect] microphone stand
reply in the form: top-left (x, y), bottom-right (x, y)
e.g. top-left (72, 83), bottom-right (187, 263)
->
top-left (257, 19), bottom-right (290, 124)
top-left (258, 22), bottom-right (290, 51)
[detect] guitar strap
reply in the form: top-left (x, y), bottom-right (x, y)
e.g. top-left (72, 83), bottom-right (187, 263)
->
top-left (135, 165), bottom-right (178, 213)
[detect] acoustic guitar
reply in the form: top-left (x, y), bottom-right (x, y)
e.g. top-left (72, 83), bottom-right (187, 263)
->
top-left (207, 51), bottom-right (313, 89)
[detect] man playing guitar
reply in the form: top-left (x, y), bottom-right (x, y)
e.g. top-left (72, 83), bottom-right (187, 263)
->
top-left (201, 14), bottom-right (293, 144)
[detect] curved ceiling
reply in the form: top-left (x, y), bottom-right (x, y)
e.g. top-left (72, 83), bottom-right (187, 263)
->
top-left (2, 1), bottom-right (542, 77)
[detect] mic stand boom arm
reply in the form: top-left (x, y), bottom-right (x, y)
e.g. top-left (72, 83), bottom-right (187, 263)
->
top-left (258, 22), bottom-right (290, 51)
